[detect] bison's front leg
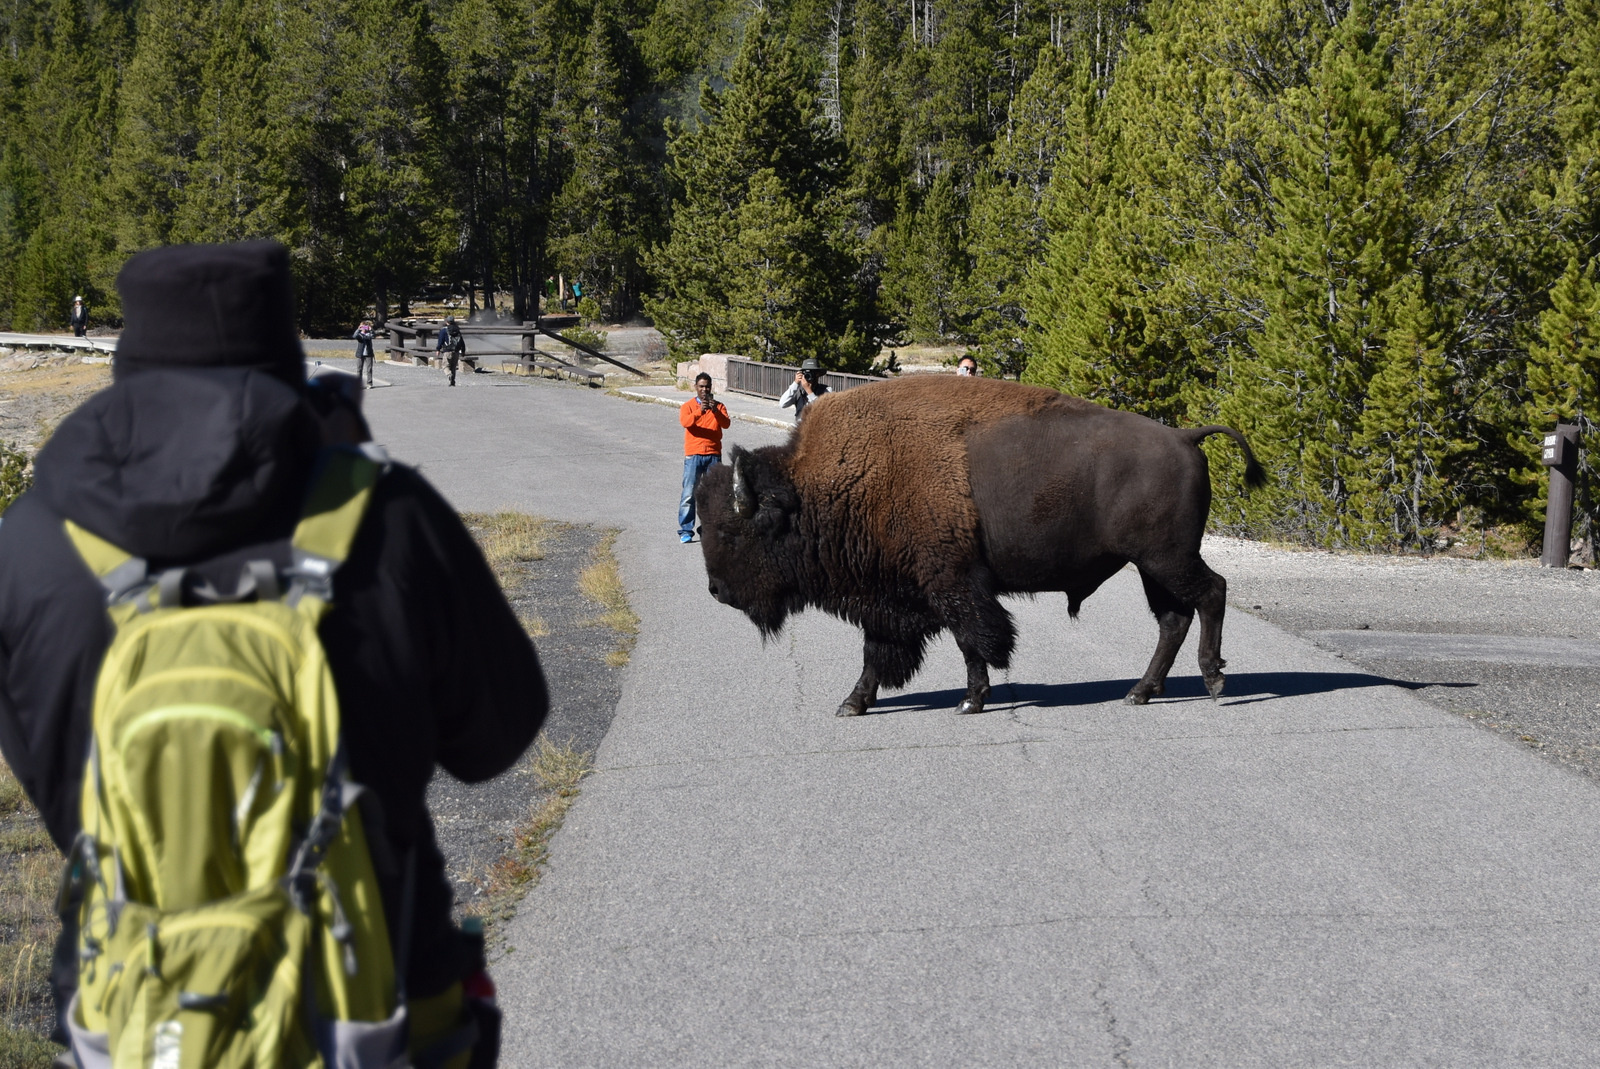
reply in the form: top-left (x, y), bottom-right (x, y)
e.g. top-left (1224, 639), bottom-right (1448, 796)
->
top-left (837, 664), bottom-right (879, 717)
top-left (839, 630), bottom-right (932, 716)
top-left (953, 636), bottom-right (991, 715)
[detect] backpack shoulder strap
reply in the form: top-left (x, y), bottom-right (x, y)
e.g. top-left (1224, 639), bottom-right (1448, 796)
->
top-left (62, 521), bottom-right (154, 616)
top-left (287, 446), bottom-right (383, 607)
top-left (61, 445), bottom-right (384, 613)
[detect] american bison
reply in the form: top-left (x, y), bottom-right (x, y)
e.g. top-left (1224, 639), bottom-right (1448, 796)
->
top-left (696, 375), bottom-right (1265, 716)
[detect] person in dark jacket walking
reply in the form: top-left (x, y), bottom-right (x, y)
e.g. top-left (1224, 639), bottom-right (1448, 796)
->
top-left (0, 242), bottom-right (547, 1064)
top-left (352, 318), bottom-right (376, 386)
top-left (435, 316), bottom-right (466, 386)
top-left (69, 296), bottom-right (87, 337)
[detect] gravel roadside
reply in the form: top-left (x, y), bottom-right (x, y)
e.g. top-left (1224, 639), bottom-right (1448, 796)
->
top-left (1206, 536), bottom-right (1600, 783)
top-left (427, 523), bottom-right (623, 920)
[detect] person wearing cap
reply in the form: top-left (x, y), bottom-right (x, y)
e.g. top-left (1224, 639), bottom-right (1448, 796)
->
top-left (0, 241), bottom-right (546, 1065)
top-left (352, 318), bottom-right (377, 387)
top-left (69, 296), bottom-right (87, 337)
top-left (435, 315), bottom-right (466, 386)
top-left (778, 357), bottom-right (830, 423)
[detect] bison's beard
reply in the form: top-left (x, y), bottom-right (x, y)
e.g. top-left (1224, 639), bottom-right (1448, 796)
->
top-left (744, 595), bottom-right (793, 638)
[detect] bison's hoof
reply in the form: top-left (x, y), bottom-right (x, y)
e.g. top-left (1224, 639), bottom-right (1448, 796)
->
top-left (956, 696), bottom-right (986, 715)
top-left (1123, 690), bottom-right (1151, 706)
top-left (836, 700), bottom-right (867, 717)
top-left (1205, 674), bottom-right (1226, 701)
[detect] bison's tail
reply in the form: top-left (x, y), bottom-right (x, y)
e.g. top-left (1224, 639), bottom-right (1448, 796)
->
top-left (1182, 425), bottom-right (1267, 490)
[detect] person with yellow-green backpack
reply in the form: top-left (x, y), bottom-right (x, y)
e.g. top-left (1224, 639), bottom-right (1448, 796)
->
top-left (0, 241), bottom-right (547, 1068)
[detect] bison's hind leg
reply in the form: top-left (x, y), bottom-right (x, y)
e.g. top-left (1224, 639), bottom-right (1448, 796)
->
top-left (1125, 571), bottom-right (1195, 706)
top-left (1191, 564), bottom-right (1229, 699)
top-left (1126, 559), bottom-right (1229, 705)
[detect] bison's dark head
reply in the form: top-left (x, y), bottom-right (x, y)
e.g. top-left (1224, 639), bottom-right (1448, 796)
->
top-left (695, 445), bottom-right (804, 636)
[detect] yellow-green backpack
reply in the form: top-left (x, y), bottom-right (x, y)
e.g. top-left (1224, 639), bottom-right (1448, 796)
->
top-left (61, 447), bottom-right (407, 1069)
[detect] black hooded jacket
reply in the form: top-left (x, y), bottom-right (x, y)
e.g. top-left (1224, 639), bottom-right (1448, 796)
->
top-left (0, 367), bottom-right (548, 996)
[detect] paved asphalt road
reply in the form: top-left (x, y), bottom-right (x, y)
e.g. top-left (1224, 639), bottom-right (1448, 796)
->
top-left (355, 358), bottom-right (1600, 1066)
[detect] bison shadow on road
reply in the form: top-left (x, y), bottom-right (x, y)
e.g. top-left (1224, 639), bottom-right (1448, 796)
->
top-left (868, 671), bottom-right (1474, 714)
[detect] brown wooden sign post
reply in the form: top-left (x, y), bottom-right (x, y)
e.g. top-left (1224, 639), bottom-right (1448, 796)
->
top-left (1540, 424), bottom-right (1580, 568)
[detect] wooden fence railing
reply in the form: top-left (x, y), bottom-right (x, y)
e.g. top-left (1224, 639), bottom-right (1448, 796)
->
top-left (384, 318), bottom-right (647, 381)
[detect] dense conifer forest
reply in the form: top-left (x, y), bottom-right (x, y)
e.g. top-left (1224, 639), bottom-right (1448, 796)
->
top-left (1, 0), bottom-right (1597, 548)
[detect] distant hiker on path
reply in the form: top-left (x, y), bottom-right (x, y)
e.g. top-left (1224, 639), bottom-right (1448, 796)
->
top-left (353, 318), bottom-right (376, 387)
top-left (436, 316), bottom-right (466, 386)
top-left (69, 296), bottom-right (87, 337)
top-left (679, 371), bottom-right (729, 543)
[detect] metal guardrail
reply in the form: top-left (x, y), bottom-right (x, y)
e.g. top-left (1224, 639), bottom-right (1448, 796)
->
top-left (0, 332), bottom-right (117, 353)
top-left (726, 358), bottom-right (882, 399)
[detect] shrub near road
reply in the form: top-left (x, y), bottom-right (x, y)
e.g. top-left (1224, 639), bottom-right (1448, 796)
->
top-left (0, 761), bottom-right (56, 1068)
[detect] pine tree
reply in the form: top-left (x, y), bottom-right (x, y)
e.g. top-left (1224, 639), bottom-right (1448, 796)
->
top-left (1507, 0), bottom-right (1600, 559)
top-left (723, 167), bottom-right (823, 361)
top-left (1218, 2), bottom-right (1412, 544)
top-left (340, 0), bottom-right (455, 323)
top-left (839, 0), bottom-right (909, 329)
top-left (1021, 57), bottom-right (1109, 390)
top-left (1024, 51), bottom-right (1199, 427)
top-left (1384, 0), bottom-right (1568, 534)
top-left (1348, 276), bottom-right (1467, 549)
top-left (168, 0), bottom-right (286, 245)
top-left (549, 0), bottom-right (656, 319)
top-left (3, 0), bottom-right (126, 328)
top-left (646, 9), bottom-right (878, 369)
top-left (963, 46), bottom-right (1074, 377)
top-left (432, 0), bottom-right (552, 320)
top-left (882, 169), bottom-right (966, 342)
top-left (109, 0), bottom-right (211, 253)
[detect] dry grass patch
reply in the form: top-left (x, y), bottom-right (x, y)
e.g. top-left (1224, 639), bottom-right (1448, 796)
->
top-left (463, 513), bottom-right (563, 640)
top-left (463, 739), bottom-right (592, 930)
top-left (0, 359), bottom-right (112, 462)
top-left (0, 359), bottom-right (110, 398)
top-left (463, 511), bottom-right (560, 579)
top-left (0, 758), bottom-right (59, 1065)
top-left (578, 531), bottom-right (639, 667)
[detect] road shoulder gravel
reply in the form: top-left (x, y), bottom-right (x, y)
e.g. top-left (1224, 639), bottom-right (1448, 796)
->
top-left (1205, 535), bottom-right (1600, 783)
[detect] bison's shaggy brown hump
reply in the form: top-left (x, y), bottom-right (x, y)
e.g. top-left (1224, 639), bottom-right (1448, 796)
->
top-left (785, 375), bottom-right (1069, 589)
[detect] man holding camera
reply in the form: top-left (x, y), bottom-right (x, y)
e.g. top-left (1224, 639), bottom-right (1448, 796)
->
top-left (778, 358), bottom-right (829, 423)
top-left (679, 371), bottom-right (730, 543)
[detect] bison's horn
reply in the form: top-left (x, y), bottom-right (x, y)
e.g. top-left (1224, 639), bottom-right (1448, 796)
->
top-left (731, 455), bottom-right (755, 517)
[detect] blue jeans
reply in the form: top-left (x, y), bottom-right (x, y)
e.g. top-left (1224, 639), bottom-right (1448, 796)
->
top-left (680, 454), bottom-right (720, 538)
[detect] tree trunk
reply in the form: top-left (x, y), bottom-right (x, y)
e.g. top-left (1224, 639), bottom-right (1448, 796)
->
top-left (374, 272), bottom-right (389, 328)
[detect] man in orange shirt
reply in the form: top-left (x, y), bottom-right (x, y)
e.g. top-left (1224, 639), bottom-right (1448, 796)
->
top-left (679, 371), bottom-right (730, 543)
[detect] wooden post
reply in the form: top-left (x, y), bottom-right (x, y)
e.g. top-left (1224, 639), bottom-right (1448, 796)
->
top-left (1541, 424), bottom-right (1580, 568)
